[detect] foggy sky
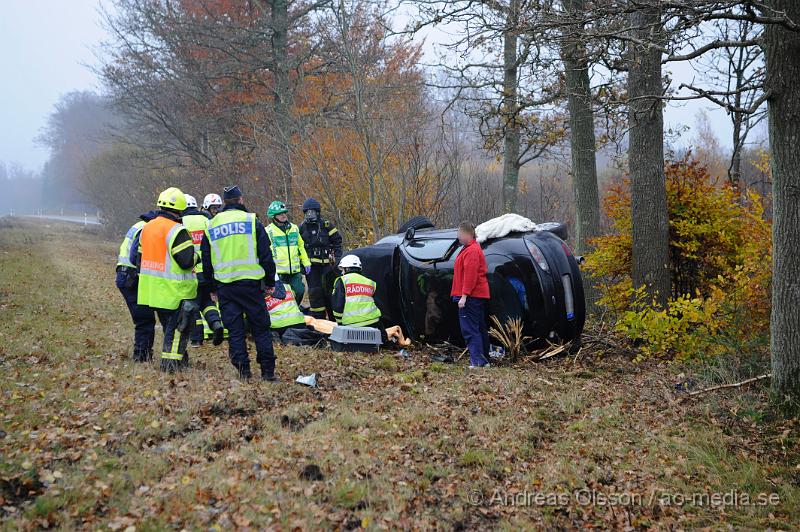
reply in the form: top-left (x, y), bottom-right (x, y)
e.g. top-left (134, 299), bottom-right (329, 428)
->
top-left (0, 0), bottom-right (109, 173)
top-left (0, 0), bottom-right (753, 175)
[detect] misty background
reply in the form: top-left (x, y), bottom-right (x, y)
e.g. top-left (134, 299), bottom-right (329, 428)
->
top-left (0, 0), bottom-right (767, 224)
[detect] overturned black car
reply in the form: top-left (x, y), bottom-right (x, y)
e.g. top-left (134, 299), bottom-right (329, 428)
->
top-left (333, 217), bottom-right (586, 347)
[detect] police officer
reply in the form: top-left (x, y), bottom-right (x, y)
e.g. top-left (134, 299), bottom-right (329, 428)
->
top-left (182, 194), bottom-right (225, 347)
top-left (116, 209), bottom-right (162, 362)
top-left (299, 198), bottom-right (342, 319)
top-left (265, 200), bottom-right (310, 305)
top-left (201, 186), bottom-right (278, 381)
top-left (202, 193), bottom-right (223, 217)
top-left (331, 254), bottom-right (388, 343)
top-left (134, 187), bottom-right (199, 372)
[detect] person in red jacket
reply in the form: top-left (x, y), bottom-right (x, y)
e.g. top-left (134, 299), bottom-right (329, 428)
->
top-left (451, 222), bottom-right (491, 368)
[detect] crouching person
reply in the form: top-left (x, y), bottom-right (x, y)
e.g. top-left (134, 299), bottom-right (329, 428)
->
top-left (265, 274), bottom-right (308, 340)
top-left (331, 255), bottom-right (388, 343)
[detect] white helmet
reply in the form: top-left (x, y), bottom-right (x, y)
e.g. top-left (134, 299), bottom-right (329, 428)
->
top-left (339, 254), bottom-right (362, 269)
top-left (202, 193), bottom-right (223, 210)
top-left (184, 194), bottom-right (198, 209)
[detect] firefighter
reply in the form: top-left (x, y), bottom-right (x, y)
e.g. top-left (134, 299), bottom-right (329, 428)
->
top-left (265, 200), bottom-right (310, 305)
top-left (134, 187), bottom-right (199, 372)
top-left (116, 210), bottom-right (162, 362)
top-left (331, 254), bottom-right (387, 343)
top-left (200, 186), bottom-right (279, 381)
top-left (182, 194), bottom-right (224, 348)
top-left (202, 193), bottom-right (223, 217)
top-left (265, 274), bottom-right (307, 340)
top-left (299, 197), bottom-right (342, 319)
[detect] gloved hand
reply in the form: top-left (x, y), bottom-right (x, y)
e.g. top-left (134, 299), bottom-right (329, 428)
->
top-left (177, 299), bottom-right (200, 333)
top-left (305, 266), bottom-right (311, 275)
top-left (271, 282), bottom-right (285, 300)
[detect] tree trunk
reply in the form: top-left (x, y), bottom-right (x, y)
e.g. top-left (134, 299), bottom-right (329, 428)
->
top-left (271, 0), bottom-right (294, 209)
top-left (730, 98), bottom-right (743, 194)
top-left (501, 0), bottom-right (520, 213)
top-left (561, 0), bottom-right (601, 312)
top-left (627, 2), bottom-right (671, 306)
top-left (764, 0), bottom-right (800, 407)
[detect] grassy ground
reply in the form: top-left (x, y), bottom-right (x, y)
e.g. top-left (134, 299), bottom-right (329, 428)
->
top-left (1, 218), bottom-right (798, 530)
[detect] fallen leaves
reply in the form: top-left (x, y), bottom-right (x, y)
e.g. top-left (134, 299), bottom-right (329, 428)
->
top-left (0, 221), bottom-right (799, 530)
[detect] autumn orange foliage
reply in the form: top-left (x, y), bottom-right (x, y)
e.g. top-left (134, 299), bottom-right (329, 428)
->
top-left (586, 156), bottom-right (772, 360)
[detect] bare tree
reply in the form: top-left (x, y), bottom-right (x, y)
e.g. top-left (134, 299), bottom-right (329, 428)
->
top-left (410, 0), bottom-right (565, 213)
top-left (682, 11), bottom-right (766, 192)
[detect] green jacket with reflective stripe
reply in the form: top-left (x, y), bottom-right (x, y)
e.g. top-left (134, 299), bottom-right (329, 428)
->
top-left (117, 221), bottom-right (146, 268)
top-left (265, 222), bottom-right (311, 275)
top-left (206, 209), bottom-right (265, 283)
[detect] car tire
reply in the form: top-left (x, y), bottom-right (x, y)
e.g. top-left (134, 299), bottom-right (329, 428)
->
top-left (397, 216), bottom-right (435, 234)
top-left (536, 221), bottom-right (568, 241)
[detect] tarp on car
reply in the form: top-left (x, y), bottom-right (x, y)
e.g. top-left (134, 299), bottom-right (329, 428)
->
top-left (476, 213), bottom-right (538, 243)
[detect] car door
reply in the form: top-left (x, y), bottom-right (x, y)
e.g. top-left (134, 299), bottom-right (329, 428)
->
top-left (398, 237), bottom-right (461, 342)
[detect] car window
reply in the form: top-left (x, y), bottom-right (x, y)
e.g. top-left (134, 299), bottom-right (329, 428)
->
top-left (404, 238), bottom-right (458, 261)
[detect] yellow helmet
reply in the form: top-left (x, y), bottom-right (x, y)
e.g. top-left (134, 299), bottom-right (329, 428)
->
top-left (156, 187), bottom-right (187, 211)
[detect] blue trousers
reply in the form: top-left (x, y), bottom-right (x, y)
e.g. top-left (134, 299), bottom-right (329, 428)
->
top-left (119, 285), bottom-right (168, 359)
top-left (218, 280), bottom-right (275, 375)
top-left (458, 297), bottom-right (490, 366)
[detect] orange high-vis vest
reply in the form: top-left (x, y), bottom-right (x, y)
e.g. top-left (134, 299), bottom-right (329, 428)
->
top-left (137, 216), bottom-right (197, 310)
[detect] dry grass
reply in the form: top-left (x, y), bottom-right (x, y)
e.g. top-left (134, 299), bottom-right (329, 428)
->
top-left (0, 218), bottom-right (799, 530)
top-left (488, 316), bottom-right (529, 362)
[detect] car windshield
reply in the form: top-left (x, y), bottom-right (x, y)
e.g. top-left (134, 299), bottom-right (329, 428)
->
top-left (404, 238), bottom-right (458, 261)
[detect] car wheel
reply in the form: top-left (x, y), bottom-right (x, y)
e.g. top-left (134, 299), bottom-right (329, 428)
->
top-left (536, 221), bottom-right (568, 241)
top-left (397, 216), bottom-right (435, 234)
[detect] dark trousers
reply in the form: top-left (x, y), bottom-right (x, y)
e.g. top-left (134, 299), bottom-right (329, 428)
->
top-left (191, 284), bottom-right (222, 343)
top-left (306, 263), bottom-right (334, 318)
top-left (279, 273), bottom-right (305, 306)
top-left (160, 307), bottom-right (191, 372)
top-left (218, 280), bottom-right (276, 376)
top-left (272, 323), bottom-right (308, 341)
top-left (119, 285), bottom-right (167, 360)
top-left (458, 297), bottom-right (490, 366)
top-left (190, 318), bottom-right (204, 343)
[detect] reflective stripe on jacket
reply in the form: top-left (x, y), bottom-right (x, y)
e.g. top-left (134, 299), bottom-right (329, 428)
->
top-left (117, 221), bottom-right (146, 268)
top-left (206, 209), bottom-right (265, 283)
top-left (182, 213), bottom-right (208, 273)
top-left (266, 222), bottom-right (310, 274)
top-left (137, 217), bottom-right (198, 310)
top-left (266, 283), bottom-right (306, 329)
top-left (334, 272), bottom-right (381, 327)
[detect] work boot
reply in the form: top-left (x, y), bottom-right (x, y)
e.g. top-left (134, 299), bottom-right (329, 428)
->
top-left (160, 359), bottom-right (182, 373)
top-left (235, 364), bottom-right (253, 381)
top-left (180, 352), bottom-right (190, 369)
top-left (190, 340), bottom-right (202, 348)
top-left (211, 321), bottom-right (225, 346)
top-left (260, 364), bottom-right (279, 382)
top-left (133, 347), bottom-right (154, 363)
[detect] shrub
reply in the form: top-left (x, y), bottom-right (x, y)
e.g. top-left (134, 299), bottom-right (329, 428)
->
top-left (586, 155), bottom-right (771, 361)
